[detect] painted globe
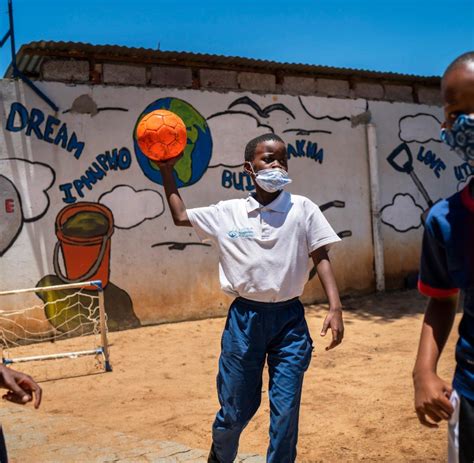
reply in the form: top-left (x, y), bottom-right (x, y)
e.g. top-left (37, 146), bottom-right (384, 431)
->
top-left (134, 98), bottom-right (212, 187)
top-left (136, 110), bottom-right (187, 161)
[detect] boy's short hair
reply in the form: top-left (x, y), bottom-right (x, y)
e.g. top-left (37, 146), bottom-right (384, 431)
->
top-left (244, 133), bottom-right (286, 162)
top-left (443, 51), bottom-right (474, 79)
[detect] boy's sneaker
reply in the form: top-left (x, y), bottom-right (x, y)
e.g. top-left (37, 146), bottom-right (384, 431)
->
top-left (207, 444), bottom-right (220, 463)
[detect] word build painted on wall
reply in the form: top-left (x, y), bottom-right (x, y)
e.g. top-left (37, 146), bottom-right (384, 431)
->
top-left (221, 170), bottom-right (255, 191)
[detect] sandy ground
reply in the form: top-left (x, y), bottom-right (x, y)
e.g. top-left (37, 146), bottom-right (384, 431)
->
top-left (7, 290), bottom-right (459, 462)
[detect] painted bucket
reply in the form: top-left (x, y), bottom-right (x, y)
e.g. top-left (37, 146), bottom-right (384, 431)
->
top-left (54, 202), bottom-right (114, 287)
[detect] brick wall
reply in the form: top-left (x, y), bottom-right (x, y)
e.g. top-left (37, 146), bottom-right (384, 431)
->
top-left (38, 58), bottom-right (441, 106)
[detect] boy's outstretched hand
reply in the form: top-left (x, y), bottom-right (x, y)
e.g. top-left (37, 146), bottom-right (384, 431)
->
top-left (154, 152), bottom-right (183, 170)
top-left (0, 365), bottom-right (42, 409)
top-left (413, 370), bottom-right (453, 427)
top-left (320, 307), bottom-right (344, 350)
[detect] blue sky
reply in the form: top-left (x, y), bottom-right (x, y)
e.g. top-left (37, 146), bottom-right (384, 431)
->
top-left (1, 0), bottom-right (473, 77)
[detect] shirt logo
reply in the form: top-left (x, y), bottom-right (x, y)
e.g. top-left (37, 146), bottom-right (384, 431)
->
top-left (227, 228), bottom-right (255, 239)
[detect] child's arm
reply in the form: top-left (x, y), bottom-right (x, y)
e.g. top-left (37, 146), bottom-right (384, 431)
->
top-left (311, 247), bottom-right (344, 350)
top-left (157, 156), bottom-right (192, 227)
top-left (0, 365), bottom-right (42, 408)
top-left (412, 295), bottom-right (457, 427)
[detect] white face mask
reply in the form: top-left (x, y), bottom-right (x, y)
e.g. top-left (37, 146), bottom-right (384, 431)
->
top-left (249, 165), bottom-right (292, 193)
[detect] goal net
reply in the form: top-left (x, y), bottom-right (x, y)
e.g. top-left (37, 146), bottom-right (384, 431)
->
top-left (0, 280), bottom-right (111, 381)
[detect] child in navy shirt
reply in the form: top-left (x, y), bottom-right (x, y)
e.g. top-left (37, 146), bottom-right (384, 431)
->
top-left (413, 51), bottom-right (474, 462)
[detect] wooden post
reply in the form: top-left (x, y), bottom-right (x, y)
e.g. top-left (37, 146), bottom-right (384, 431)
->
top-left (98, 286), bottom-right (112, 372)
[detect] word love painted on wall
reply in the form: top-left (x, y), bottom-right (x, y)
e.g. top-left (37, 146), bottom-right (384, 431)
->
top-left (416, 146), bottom-right (446, 178)
top-left (4, 102), bottom-right (132, 204)
top-left (388, 143), bottom-right (446, 180)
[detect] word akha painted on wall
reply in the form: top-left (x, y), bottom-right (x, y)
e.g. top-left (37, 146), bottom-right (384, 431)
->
top-left (288, 140), bottom-right (324, 163)
top-left (4, 102), bottom-right (133, 204)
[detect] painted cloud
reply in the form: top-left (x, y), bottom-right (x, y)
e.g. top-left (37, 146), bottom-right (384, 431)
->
top-left (399, 114), bottom-right (442, 144)
top-left (99, 185), bottom-right (164, 229)
top-left (0, 175), bottom-right (22, 256)
top-left (0, 158), bottom-right (55, 221)
top-left (207, 112), bottom-right (272, 167)
top-left (381, 193), bottom-right (424, 232)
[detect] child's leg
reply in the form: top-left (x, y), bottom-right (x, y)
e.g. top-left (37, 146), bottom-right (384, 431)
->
top-left (448, 389), bottom-right (474, 463)
top-left (0, 426), bottom-right (8, 463)
top-left (448, 389), bottom-right (460, 463)
top-left (212, 300), bottom-right (266, 463)
top-left (266, 301), bottom-right (313, 463)
top-left (459, 393), bottom-right (474, 462)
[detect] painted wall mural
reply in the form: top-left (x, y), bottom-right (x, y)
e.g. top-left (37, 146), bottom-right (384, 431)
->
top-left (38, 201), bottom-right (140, 331)
top-left (0, 158), bottom-right (55, 254)
top-left (381, 193), bottom-right (425, 233)
top-left (367, 101), bottom-right (466, 287)
top-left (134, 97), bottom-right (212, 188)
top-left (0, 79), bottom-right (462, 324)
top-left (99, 185), bottom-right (164, 230)
top-left (381, 113), bottom-right (453, 232)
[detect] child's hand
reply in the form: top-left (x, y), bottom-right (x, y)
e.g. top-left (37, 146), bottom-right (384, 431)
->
top-left (413, 371), bottom-right (453, 427)
top-left (154, 152), bottom-right (184, 170)
top-left (320, 307), bottom-right (344, 350)
top-left (0, 365), bottom-right (42, 409)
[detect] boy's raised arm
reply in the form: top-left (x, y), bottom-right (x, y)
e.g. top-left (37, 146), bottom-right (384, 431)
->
top-left (412, 295), bottom-right (457, 427)
top-left (157, 156), bottom-right (192, 227)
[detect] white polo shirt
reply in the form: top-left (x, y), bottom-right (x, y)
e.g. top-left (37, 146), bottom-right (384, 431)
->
top-left (187, 191), bottom-right (340, 303)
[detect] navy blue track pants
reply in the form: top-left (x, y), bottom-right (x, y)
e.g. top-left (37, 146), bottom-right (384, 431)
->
top-left (212, 297), bottom-right (313, 463)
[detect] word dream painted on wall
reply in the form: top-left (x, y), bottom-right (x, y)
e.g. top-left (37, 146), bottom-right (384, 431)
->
top-left (4, 102), bottom-right (132, 204)
top-left (6, 102), bottom-right (85, 159)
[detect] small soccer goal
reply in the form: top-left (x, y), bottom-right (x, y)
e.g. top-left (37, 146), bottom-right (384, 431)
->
top-left (0, 280), bottom-right (111, 380)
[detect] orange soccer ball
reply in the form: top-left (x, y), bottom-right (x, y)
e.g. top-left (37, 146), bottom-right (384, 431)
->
top-left (136, 110), bottom-right (187, 161)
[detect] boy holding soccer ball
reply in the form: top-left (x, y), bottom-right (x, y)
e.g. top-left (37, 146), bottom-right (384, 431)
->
top-left (413, 52), bottom-right (474, 462)
top-left (159, 133), bottom-right (343, 462)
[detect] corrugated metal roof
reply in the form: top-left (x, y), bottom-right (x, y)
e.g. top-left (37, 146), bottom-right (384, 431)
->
top-left (5, 40), bottom-right (440, 84)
